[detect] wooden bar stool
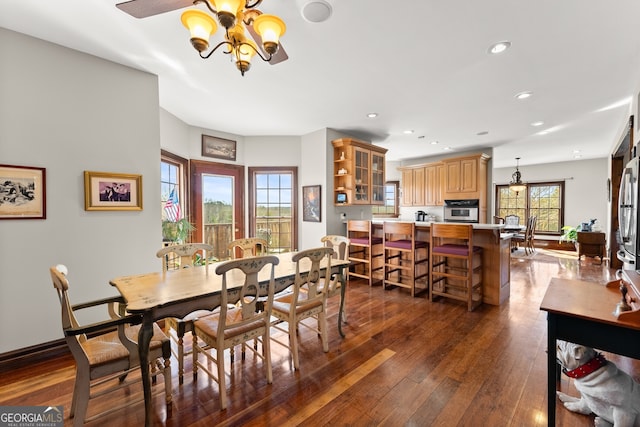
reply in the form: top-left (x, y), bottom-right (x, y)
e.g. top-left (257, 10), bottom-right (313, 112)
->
top-left (430, 223), bottom-right (483, 311)
top-left (347, 220), bottom-right (383, 286)
top-left (383, 221), bottom-right (429, 297)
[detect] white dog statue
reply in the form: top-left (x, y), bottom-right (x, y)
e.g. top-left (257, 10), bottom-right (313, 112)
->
top-left (556, 340), bottom-right (640, 427)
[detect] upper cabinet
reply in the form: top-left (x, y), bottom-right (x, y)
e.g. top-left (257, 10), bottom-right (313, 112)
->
top-left (332, 138), bottom-right (387, 206)
top-left (442, 154), bottom-right (489, 199)
top-left (399, 153), bottom-right (489, 211)
top-left (425, 163), bottom-right (445, 206)
top-left (401, 165), bottom-right (428, 206)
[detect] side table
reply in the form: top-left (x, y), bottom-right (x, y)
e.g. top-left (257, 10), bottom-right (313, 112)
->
top-left (576, 231), bottom-right (605, 264)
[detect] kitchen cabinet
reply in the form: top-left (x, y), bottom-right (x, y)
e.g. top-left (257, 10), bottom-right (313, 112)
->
top-left (401, 166), bottom-right (425, 206)
top-left (444, 157), bottom-right (480, 193)
top-left (399, 162), bottom-right (444, 207)
top-left (425, 163), bottom-right (444, 206)
top-left (332, 138), bottom-right (387, 206)
top-left (399, 153), bottom-right (489, 220)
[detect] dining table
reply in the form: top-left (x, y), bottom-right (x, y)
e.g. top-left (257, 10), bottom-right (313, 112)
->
top-left (109, 252), bottom-right (350, 427)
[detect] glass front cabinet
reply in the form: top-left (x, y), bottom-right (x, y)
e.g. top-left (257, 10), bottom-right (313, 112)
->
top-left (332, 138), bottom-right (387, 206)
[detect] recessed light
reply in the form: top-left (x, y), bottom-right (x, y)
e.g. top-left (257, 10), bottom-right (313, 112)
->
top-left (443, 146), bottom-right (452, 151)
top-left (574, 154), bottom-right (582, 159)
top-left (418, 135), bottom-right (425, 139)
top-left (403, 130), bottom-right (414, 135)
top-left (515, 91), bottom-right (532, 100)
top-left (531, 121), bottom-right (544, 127)
top-left (573, 150), bottom-right (581, 154)
top-left (476, 131), bottom-right (489, 136)
top-left (367, 112), bottom-right (378, 118)
top-left (431, 140), bottom-right (439, 145)
top-left (538, 130), bottom-right (549, 135)
top-left (488, 41), bottom-right (511, 54)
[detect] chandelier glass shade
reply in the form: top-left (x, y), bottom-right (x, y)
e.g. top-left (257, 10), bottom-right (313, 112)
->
top-left (509, 157), bottom-right (526, 194)
top-left (181, 0), bottom-right (286, 76)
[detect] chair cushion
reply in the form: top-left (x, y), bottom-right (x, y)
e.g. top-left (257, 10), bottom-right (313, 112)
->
top-left (432, 244), bottom-right (481, 256)
top-left (385, 239), bottom-right (428, 250)
top-left (84, 322), bottom-right (168, 367)
top-left (271, 295), bottom-right (323, 316)
top-left (194, 309), bottom-right (266, 340)
top-left (350, 236), bottom-right (383, 245)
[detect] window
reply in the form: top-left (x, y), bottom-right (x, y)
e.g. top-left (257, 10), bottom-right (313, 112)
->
top-left (161, 150), bottom-right (188, 221)
top-left (495, 182), bottom-right (564, 234)
top-left (249, 167), bottom-right (298, 253)
top-left (372, 181), bottom-right (399, 217)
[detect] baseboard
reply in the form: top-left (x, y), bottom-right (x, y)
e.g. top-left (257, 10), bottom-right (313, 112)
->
top-left (533, 238), bottom-right (576, 251)
top-left (0, 339), bottom-right (70, 374)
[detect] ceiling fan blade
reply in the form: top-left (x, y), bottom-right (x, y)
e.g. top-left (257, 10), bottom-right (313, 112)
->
top-left (245, 24), bottom-right (289, 65)
top-left (116, 0), bottom-right (194, 19)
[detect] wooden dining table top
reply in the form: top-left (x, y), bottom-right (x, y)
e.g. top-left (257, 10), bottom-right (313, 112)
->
top-left (109, 253), bottom-right (350, 314)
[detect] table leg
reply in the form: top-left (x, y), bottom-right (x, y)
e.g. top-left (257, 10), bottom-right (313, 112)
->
top-left (546, 313), bottom-right (557, 426)
top-left (338, 265), bottom-right (347, 338)
top-left (138, 314), bottom-right (154, 427)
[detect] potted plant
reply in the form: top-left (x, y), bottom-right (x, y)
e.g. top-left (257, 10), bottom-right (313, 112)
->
top-left (162, 218), bottom-right (195, 243)
top-left (560, 225), bottom-right (579, 243)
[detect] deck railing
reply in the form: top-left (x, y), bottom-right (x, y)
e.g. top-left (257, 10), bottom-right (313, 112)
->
top-left (203, 219), bottom-right (292, 260)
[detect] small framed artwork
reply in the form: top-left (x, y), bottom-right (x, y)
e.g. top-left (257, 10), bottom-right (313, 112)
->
top-left (302, 185), bottom-right (321, 222)
top-left (202, 134), bottom-right (237, 161)
top-left (0, 164), bottom-right (46, 220)
top-left (84, 171), bottom-right (143, 211)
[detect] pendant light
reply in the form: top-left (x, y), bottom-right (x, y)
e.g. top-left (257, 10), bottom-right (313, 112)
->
top-left (509, 157), bottom-right (526, 195)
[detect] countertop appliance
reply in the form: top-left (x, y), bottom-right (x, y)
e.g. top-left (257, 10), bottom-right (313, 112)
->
top-left (617, 157), bottom-right (640, 269)
top-left (415, 210), bottom-right (426, 221)
top-left (443, 199), bottom-right (479, 223)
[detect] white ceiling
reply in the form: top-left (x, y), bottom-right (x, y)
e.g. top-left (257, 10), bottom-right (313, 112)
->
top-left (2, 0), bottom-right (640, 168)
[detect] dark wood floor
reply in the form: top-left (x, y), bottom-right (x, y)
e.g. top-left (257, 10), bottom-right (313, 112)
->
top-left (1, 248), bottom-right (637, 426)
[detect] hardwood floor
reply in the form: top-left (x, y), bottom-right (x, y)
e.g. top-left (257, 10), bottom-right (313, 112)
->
top-left (1, 248), bottom-right (637, 426)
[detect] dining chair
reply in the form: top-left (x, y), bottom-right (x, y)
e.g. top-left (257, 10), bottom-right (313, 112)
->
top-left (320, 235), bottom-right (350, 322)
top-left (155, 242), bottom-right (215, 384)
top-left (50, 264), bottom-right (171, 426)
top-left (270, 247), bottom-right (334, 370)
top-left (505, 214), bottom-right (520, 227)
top-left (429, 223), bottom-right (483, 311)
top-left (191, 255), bottom-right (279, 410)
top-left (513, 216), bottom-right (537, 255)
top-left (493, 216), bottom-right (505, 224)
top-left (228, 237), bottom-right (268, 259)
top-left (228, 237), bottom-right (269, 361)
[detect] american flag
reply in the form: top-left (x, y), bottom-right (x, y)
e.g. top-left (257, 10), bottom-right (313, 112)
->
top-left (164, 188), bottom-right (181, 222)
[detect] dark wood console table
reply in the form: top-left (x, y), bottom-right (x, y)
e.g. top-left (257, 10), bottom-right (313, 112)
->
top-left (540, 276), bottom-right (640, 426)
top-left (576, 231), bottom-right (606, 264)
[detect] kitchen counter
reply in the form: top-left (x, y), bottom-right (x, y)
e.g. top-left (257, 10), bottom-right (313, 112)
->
top-left (372, 219), bottom-right (507, 230)
top-left (370, 220), bottom-right (511, 305)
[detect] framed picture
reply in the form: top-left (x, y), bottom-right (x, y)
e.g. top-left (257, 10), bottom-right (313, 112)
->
top-left (302, 185), bottom-right (321, 222)
top-left (202, 134), bottom-right (237, 161)
top-left (84, 171), bottom-right (142, 211)
top-left (0, 164), bottom-right (46, 220)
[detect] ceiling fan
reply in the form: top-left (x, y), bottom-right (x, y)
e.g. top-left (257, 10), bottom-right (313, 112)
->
top-left (115, 0), bottom-right (289, 65)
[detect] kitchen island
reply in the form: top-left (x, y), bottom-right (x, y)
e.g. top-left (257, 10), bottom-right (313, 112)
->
top-left (371, 220), bottom-right (512, 305)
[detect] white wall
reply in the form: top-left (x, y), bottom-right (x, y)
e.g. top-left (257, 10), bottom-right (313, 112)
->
top-left (299, 129), bottom-right (329, 250)
top-left (0, 28), bottom-right (162, 353)
top-left (492, 158), bottom-right (609, 231)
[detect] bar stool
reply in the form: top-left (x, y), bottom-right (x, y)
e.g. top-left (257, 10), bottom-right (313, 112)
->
top-left (430, 223), bottom-right (483, 311)
top-left (383, 221), bottom-right (429, 297)
top-left (347, 220), bottom-right (383, 286)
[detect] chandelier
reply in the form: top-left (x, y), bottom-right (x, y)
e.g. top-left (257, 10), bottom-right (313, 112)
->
top-left (181, 0), bottom-right (286, 76)
top-left (509, 157), bottom-right (526, 195)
